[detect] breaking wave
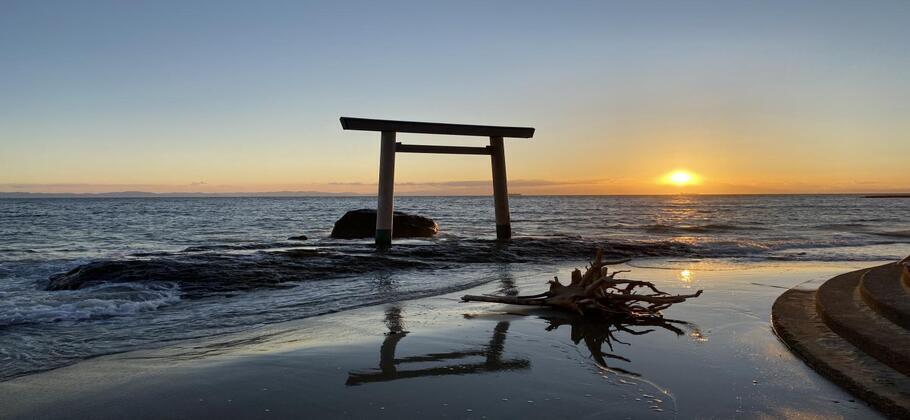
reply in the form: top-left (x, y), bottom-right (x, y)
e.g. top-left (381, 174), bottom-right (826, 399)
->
top-left (0, 282), bottom-right (180, 327)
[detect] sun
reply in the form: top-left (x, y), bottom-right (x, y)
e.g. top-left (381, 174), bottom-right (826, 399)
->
top-left (670, 171), bottom-right (693, 185)
top-left (662, 170), bottom-right (700, 187)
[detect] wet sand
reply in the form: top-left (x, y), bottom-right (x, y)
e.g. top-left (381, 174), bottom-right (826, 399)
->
top-left (0, 259), bottom-right (887, 419)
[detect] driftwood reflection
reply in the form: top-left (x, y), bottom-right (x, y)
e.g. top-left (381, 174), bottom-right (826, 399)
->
top-left (346, 306), bottom-right (529, 386)
top-left (544, 314), bottom-right (690, 376)
top-left (496, 269), bottom-right (519, 296)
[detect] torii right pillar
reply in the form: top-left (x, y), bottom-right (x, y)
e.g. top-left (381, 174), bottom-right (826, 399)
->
top-left (489, 136), bottom-right (510, 240)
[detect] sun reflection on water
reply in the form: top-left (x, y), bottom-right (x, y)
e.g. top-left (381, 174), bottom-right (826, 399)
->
top-left (678, 269), bottom-right (694, 287)
top-left (690, 328), bottom-right (709, 343)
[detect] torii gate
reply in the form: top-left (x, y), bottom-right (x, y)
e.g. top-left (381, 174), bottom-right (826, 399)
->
top-left (340, 117), bottom-right (535, 248)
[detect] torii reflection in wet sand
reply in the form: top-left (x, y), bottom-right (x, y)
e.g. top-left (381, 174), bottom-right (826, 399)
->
top-left (346, 306), bottom-right (530, 386)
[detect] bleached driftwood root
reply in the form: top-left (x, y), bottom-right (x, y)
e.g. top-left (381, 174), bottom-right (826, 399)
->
top-left (462, 249), bottom-right (702, 316)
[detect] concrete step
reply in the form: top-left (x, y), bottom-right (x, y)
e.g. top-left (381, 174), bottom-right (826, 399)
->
top-left (816, 266), bottom-right (910, 376)
top-left (860, 263), bottom-right (910, 330)
top-left (772, 286), bottom-right (910, 418)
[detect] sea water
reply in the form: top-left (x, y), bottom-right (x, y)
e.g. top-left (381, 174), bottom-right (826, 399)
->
top-left (1, 195), bottom-right (909, 380)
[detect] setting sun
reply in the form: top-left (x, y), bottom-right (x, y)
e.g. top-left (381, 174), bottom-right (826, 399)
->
top-left (663, 170), bottom-right (700, 187)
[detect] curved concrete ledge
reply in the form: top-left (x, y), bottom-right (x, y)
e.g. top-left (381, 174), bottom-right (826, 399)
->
top-left (772, 286), bottom-right (910, 418)
top-left (860, 263), bottom-right (910, 330)
top-left (816, 266), bottom-right (910, 376)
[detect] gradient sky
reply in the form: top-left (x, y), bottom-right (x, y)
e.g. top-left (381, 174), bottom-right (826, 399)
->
top-left (2, 0), bottom-right (908, 195)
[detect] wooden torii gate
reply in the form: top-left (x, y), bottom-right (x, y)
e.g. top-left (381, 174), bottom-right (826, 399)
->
top-left (340, 117), bottom-right (535, 248)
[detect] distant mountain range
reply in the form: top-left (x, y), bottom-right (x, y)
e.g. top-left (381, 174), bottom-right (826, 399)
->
top-left (0, 191), bottom-right (371, 198)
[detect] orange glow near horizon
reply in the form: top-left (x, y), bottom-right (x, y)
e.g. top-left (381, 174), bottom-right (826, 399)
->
top-left (3, 3), bottom-right (910, 196)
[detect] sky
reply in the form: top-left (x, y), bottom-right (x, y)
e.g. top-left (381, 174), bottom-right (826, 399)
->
top-left (2, 0), bottom-right (908, 195)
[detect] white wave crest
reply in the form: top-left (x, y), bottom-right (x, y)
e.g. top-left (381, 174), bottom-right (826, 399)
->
top-left (0, 282), bottom-right (181, 326)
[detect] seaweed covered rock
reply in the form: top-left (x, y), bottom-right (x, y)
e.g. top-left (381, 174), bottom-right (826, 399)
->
top-left (330, 209), bottom-right (439, 239)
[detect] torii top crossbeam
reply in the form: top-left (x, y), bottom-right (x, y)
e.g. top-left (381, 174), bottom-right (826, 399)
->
top-left (340, 117), bottom-right (535, 248)
top-left (340, 117), bottom-right (535, 138)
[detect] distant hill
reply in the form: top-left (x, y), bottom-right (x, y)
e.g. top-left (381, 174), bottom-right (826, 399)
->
top-left (865, 194), bottom-right (910, 198)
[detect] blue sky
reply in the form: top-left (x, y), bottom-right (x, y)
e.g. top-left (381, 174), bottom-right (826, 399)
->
top-left (2, 1), bottom-right (908, 194)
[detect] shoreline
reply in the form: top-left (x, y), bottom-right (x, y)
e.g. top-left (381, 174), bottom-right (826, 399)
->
top-left (0, 258), bottom-right (889, 419)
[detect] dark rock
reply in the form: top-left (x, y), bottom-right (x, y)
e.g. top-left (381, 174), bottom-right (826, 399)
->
top-left (46, 251), bottom-right (433, 298)
top-left (45, 236), bottom-right (706, 298)
top-left (330, 209), bottom-right (439, 239)
top-left (287, 235), bottom-right (308, 241)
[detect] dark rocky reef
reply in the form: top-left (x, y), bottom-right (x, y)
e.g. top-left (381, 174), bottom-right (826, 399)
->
top-left (47, 250), bottom-right (433, 298)
top-left (46, 237), bottom-right (704, 299)
top-left (331, 209), bottom-right (438, 239)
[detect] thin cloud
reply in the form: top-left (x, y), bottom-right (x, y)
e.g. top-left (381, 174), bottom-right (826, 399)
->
top-left (330, 178), bottom-right (613, 188)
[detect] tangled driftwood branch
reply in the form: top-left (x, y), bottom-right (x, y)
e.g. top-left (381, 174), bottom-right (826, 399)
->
top-left (462, 249), bottom-right (702, 316)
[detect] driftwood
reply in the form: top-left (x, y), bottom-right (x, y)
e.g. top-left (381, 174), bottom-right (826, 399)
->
top-left (462, 249), bottom-right (702, 316)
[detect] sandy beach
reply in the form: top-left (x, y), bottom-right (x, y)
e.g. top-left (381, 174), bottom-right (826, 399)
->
top-left (0, 258), bottom-right (888, 419)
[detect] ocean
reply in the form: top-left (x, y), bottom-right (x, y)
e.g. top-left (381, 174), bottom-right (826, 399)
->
top-left (1, 195), bottom-right (909, 381)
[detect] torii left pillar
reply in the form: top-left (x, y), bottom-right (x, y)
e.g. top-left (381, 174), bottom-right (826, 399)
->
top-left (375, 131), bottom-right (396, 248)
